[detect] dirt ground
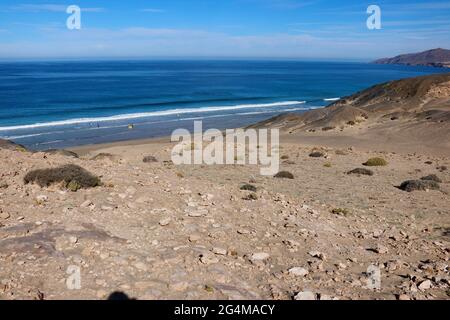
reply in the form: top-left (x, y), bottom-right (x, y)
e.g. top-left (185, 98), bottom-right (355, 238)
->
top-left (0, 134), bottom-right (448, 300)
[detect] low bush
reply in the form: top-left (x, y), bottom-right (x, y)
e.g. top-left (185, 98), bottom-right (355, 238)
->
top-left (24, 164), bottom-right (101, 191)
top-left (363, 157), bottom-right (388, 166)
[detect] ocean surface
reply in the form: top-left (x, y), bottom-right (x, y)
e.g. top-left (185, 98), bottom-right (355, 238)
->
top-left (0, 60), bottom-right (446, 150)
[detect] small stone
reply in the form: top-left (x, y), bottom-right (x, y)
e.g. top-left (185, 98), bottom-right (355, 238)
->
top-left (189, 234), bottom-right (201, 242)
top-left (250, 252), bottom-right (270, 263)
top-left (212, 247), bottom-right (227, 256)
top-left (101, 205), bottom-right (114, 211)
top-left (188, 210), bottom-right (207, 217)
top-left (398, 294), bottom-right (410, 300)
top-left (96, 290), bottom-right (108, 299)
top-left (69, 236), bottom-right (78, 244)
top-left (134, 262), bottom-right (148, 272)
top-left (80, 200), bottom-right (93, 208)
top-left (200, 253), bottom-right (219, 265)
top-left (159, 218), bottom-right (171, 226)
top-left (308, 251), bottom-right (326, 260)
top-left (336, 263), bottom-right (347, 270)
top-left (36, 195), bottom-right (48, 205)
top-left (170, 282), bottom-right (188, 292)
top-left (288, 267), bottom-right (309, 277)
top-left (295, 291), bottom-right (316, 300)
top-left (372, 244), bottom-right (389, 254)
top-left (418, 280), bottom-right (432, 291)
top-left (0, 212), bottom-right (10, 220)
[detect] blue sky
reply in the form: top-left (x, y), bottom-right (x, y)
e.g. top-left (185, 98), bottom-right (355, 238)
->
top-left (0, 0), bottom-right (449, 60)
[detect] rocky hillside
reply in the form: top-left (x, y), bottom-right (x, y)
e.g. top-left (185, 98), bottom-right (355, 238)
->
top-left (253, 73), bottom-right (450, 132)
top-left (374, 48), bottom-right (450, 68)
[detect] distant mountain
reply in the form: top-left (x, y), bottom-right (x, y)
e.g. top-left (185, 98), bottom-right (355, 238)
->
top-left (374, 48), bottom-right (450, 68)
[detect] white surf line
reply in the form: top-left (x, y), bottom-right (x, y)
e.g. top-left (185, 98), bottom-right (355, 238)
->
top-left (324, 97), bottom-right (340, 101)
top-left (0, 101), bottom-right (306, 132)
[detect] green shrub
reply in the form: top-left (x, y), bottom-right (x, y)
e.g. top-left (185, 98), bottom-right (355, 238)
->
top-left (309, 151), bottom-right (326, 158)
top-left (363, 157), bottom-right (388, 166)
top-left (274, 171), bottom-right (294, 179)
top-left (240, 184), bottom-right (257, 192)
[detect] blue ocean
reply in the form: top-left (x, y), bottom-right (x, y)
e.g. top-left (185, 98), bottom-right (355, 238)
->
top-left (0, 60), bottom-right (446, 150)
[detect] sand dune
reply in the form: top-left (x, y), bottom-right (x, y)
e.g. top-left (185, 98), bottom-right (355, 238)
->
top-left (253, 73), bottom-right (450, 156)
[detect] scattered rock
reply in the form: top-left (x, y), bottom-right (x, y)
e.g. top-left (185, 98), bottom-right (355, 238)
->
top-left (308, 251), bottom-right (326, 260)
top-left (399, 180), bottom-right (440, 192)
top-left (200, 253), bottom-right (219, 265)
top-left (35, 195), bottom-right (49, 205)
top-left (294, 291), bottom-right (316, 300)
top-left (0, 212), bottom-right (10, 220)
top-left (250, 252), bottom-right (270, 264)
top-left (159, 218), bottom-right (171, 226)
top-left (80, 200), bottom-right (94, 208)
top-left (134, 262), bottom-right (148, 272)
top-left (418, 280), bottom-right (432, 291)
top-left (369, 244), bottom-right (389, 254)
top-left (170, 282), bottom-right (189, 292)
top-left (69, 236), bottom-right (78, 244)
top-left (288, 267), bottom-right (309, 277)
top-left (187, 210), bottom-right (208, 217)
top-left (212, 247), bottom-right (227, 256)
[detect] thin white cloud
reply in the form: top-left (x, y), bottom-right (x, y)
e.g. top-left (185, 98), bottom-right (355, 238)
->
top-left (11, 4), bottom-right (104, 12)
top-left (141, 8), bottom-right (166, 13)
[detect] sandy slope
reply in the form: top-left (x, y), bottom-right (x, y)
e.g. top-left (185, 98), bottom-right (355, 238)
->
top-left (0, 133), bottom-right (448, 300)
top-left (0, 73), bottom-right (449, 300)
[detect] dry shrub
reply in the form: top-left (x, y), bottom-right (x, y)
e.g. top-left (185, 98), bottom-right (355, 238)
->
top-left (274, 171), bottom-right (294, 179)
top-left (143, 156), bottom-right (158, 163)
top-left (347, 168), bottom-right (374, 176)
top-left (240, 184), bottom-right (257, 192)
top-left (24, 164), bottom-right (101, 191)
top-left (421, 174), bottom-right (442, 183)
top-left (399, 180), bottom-right (440, 192)
top-left (309, 151), bottom-right (326, 158)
